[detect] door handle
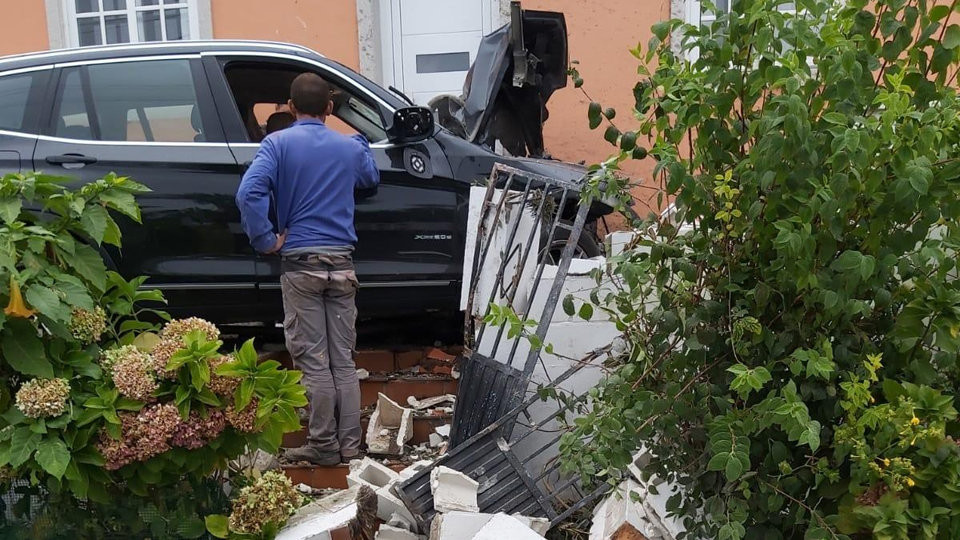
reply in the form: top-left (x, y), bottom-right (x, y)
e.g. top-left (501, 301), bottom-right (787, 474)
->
top-left (46, 154), bottom-right (98, 166)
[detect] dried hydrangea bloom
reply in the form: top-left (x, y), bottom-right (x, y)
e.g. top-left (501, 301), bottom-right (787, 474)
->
top-left (101, 345), bottom-right (141, 376)
top-left (69, 306), bottom-right (107, 344)
top-left (228, 471), bottom-right (302, 534)
top-left (171, 409), bottom-right (227, 449)
top-left (226, 398), bottom-right (260, 433)
top-left (15, 378), bottom-right (70, 418)
top-left (98, 402), bottom-right (181, 470)
top-left (149, 339), bottom-right (182, 379)
top-left (111, 349), bottom-right (159, 402)
top-left (207, 355), bottom-right (240, 397)
top-left (160, 317), bottom-right (220, 343)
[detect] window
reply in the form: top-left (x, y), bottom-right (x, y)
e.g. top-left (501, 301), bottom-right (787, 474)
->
top-left (53, 59), bottom-right (206, 142)
top-left (0, 73), bottom-right (41, 133)
top-left (223, 63), bottom-right (388, 143)
top-left (67, 0), bottom-right (198, 47)
top-left (682, 0), bottom-right (798, 60)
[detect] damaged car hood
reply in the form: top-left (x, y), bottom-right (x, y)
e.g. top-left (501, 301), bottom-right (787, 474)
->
top-left (429, 3), bottom-right (568, 158)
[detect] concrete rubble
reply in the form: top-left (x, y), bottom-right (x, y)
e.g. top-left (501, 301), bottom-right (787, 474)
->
top-left (366, 393), bottom-right (414, 455)
top-left (430, 466), bottom-right (479, 513)
top-left (472, 514), bottom-right (546, 540)
top-left (429, 511), bottom-right (549, 539)
top-left (407, 394), bottom-right (456, 410)
top-left (375, 523), bottom-right (422, 540)
top-left (276, 486), bottom-right (359, 540)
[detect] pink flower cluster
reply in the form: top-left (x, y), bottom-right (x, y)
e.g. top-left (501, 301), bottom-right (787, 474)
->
top-left (151, 317), bottom-right (222, 379)
top-left (208, 355), bottom-right (240, 397)
top-left (171, 409), bottom-right (227, 450)
top-left (226, 398), bottom-right (260, 433)
top-left (98, 403), bottom-right (181, 470)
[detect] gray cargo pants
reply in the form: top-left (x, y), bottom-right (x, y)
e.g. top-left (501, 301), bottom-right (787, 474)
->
top-left (280, 254), bottom-right (362, 457)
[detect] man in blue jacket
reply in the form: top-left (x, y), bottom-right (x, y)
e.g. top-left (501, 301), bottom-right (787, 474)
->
top-left (236, 73), bottom-right (379, 466)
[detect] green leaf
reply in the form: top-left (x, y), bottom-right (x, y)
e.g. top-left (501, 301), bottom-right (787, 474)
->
top-left (0, 197), bottom-right (21, 224)
top-left (944, 24), bottom-right (960, 49)
top-left (725, 454), bottom-right (744, 482)
top-left (97, 189), bottom-right (141, 222)
top-left (708, 452), bottom-right (729, 471)
top-left (578, 303), bottom-right (594, 321)
top-left (652, 20), bottom-right (671, 41)
top-left (562, 295), bottom-right (575, 316)
top-left (35, 438), bottom-right (70, 479)
top-left (588, 102), bottom-right (602, 130)
top-left (67, 244), bottom-right (108, 292)
top-left (8, 427), bottom-right (40, 468)
top-left (24, 285), bottom-right (70, 324)
top-left (620, 131), bottom-right (637, 151)
top-left (79, 204), bottom-right (109, 245)
top-left (604, 125), bottom-right (621, 145)
top-left (204, 514), bottom-right (229, 538)
top-left (1, 320), bottom-right (53, 377)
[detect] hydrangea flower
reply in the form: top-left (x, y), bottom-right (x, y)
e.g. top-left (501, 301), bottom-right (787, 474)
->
top-left (228, 471), bottom-right (303, 534)
top-left (171, 409), bottom-right (227, 449)
top-left (152, 317), bottom-right (221, 378)
top-left (98, 402), bottom-right (181, 470)
top-left (226, 398), bottom-right (260, 433)
top-left (69, 306), bottom-right (107, 344)
top-left (208, 355), bottom-right (240, 397)
top-left (110, 348), bottom-right (159, 402)
top-left (15, 378), bottom-right (70, 418)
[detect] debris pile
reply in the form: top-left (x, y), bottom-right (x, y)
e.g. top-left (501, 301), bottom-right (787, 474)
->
top-left (366, 393), bottom-right (414, 455)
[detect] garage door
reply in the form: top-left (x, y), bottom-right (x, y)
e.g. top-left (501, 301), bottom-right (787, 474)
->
top-left (388, 0), bottom-right (502, 105)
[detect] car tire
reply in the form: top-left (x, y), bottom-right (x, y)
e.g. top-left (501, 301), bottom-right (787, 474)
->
top-left (542, 219), bottom-right (602, 264)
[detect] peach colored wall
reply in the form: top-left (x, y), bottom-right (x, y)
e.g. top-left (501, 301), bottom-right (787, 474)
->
top-left (210, 0), bottom-right (360, 70)
top-left (0, 2), bottom-right (49, 56)
top-left (525, 0), bottom-right (668, 220)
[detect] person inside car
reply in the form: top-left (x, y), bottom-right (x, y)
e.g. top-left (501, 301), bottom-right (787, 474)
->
top-left (265, 111), bottom-right (295, 134)
top-left (236, 73), bottom-right (380, 466)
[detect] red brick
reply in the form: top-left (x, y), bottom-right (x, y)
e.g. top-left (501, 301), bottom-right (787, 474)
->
top-left (395, 349), bottom-right (425, 369)
top-left (425, 348), bottom-right (456, 363)
top-left (355, 350), bottom-right (396, 373)
top-left (283, 464), bottom-right (350, 489)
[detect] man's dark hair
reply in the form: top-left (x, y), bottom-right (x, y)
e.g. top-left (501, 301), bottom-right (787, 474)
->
top-left (265, 111), bottom-right (295, 134)
top-left (290, 73), bottom-right (331, 116)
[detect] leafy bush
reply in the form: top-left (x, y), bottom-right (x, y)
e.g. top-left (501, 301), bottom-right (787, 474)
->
top-left (0, 172), bottom-right (306, 537)
top-left (561, 1), bottom-right (960, 538)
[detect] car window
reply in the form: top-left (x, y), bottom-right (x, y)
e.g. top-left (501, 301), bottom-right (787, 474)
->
top-left (0, 72), bottom-right (40, 133)
top-left (223, 62), bottom-right (388, 144)
top-left (53, 59), bottom-right (206, 142)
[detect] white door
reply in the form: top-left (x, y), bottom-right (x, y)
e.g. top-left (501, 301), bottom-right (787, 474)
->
top-left (387, 0), bottom-right (502, 105)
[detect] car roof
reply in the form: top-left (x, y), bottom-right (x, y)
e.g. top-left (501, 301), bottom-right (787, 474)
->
top-left (0, 40), bottom-right (322, 71)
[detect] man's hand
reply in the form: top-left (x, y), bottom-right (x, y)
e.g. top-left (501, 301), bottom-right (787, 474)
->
top-left (264, 229), bottom-right (287, 254)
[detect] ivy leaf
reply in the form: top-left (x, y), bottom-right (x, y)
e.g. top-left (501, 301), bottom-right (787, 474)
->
top-left (35, 438), bottom-right (70, 479)
top-left (1, 319), bottom-right (53, 377)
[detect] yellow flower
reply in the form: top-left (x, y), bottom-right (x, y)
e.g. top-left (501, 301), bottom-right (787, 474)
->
top-left (906, 478), bottom-right (915, 487)
top-left (3, 276), bottom-right (35, 318)
top-left (911, 416), bottom-right (920, 426)
top-left (882, 458), bottom-right (890, 467)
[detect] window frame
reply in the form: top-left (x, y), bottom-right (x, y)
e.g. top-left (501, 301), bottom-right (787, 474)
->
top-left (681, 0), bottom-right (799, 61)
top-left (64, 0), bottom-right (201, 48)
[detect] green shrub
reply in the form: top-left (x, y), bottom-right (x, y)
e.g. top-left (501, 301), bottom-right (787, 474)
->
top-left (562, 0), bottom-right (960, 538)
top-left (0, 172), bottom-right (306, 537)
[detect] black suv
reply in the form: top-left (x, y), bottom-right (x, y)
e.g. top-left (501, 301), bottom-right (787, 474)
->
top-left (0, 10), bottom-right (612, 328)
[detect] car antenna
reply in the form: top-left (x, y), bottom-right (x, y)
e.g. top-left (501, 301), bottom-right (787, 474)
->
top-left (389, 85), bottom-right (416, 106)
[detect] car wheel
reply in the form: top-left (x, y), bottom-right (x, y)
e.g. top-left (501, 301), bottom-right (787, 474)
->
top-left (542, 220), bottom-right (602, 264)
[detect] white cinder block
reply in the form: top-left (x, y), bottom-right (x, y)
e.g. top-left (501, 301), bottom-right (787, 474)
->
top-left (430, 466), bottom-right (479, 513)
top-left (472, 514), bottom-right (544, 539)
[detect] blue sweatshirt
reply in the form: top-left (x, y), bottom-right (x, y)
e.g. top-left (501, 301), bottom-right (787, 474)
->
top-left (236, 119), bottom-right (380, 254)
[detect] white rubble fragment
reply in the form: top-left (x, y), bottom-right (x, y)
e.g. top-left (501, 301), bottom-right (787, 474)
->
top-left (357, 368), bottom-right (370, 380)
top-left (434, 424), bottom-right (451, 437)
top-left (347, 457), bottom-right (400, 490)
top-left (367, 393), bottom-right (414, 455)
top-left (589, 478), bottom-right (681, 540)
top-left (277, 486), bottom-right (358, 540)
top-left (398, 460), bottom-right (434, 483)
top-left (296, 483), bottom-right (314, 495)
top-left (407, 394), bottom-right (457, 410)
top-left (387, 511), bottom-right (416, 532)
top-left (430, 466), bottom-right (479, 513)
top-left (375, 523), bottom-right (420, 540)
top-left (429, 433), bottom-right (444, 447)
top-left (229, 448), bottom-right (280, 473)
top-left (472, 514), bottom-right (544, 540)
top-left (429, 512), bottom-right (548, 539)
top-left (345, 458), bottom-right (416, 525)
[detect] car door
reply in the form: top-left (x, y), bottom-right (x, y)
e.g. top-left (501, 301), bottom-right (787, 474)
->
top-left (0, 67), bottom-right (53, 176)
top-left (33, 56), bottom-right (259, 322)
top-left (202, 53), bottom-right (469, 321)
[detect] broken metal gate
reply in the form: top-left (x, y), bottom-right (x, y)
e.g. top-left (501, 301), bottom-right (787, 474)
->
top-left (396, 164), bottom-right (612, 529)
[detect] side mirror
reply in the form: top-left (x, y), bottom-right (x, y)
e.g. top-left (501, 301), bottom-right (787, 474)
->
top-left (387, 106), bottom-right (435, 143)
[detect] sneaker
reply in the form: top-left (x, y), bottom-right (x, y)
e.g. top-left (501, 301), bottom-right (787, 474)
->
top-left (283, 445), bottom-right (341, 466)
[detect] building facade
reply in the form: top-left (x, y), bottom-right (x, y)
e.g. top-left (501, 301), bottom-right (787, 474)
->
top-left (0, 0), bottom-right (722, 216)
